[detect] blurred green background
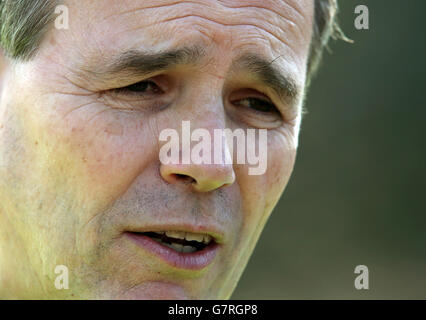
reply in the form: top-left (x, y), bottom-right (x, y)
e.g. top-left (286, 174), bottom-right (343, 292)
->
top-left (233, 0), bottom-right (425, 299)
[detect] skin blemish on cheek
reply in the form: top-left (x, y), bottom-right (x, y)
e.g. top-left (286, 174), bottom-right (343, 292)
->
top-left (104, 122), bottom-right (124, 136)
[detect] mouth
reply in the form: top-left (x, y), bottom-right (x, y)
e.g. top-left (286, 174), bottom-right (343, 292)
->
top-left (139, 231), bottom-right (213, 252)
top-left (124, 230), bottom-right (220, 270)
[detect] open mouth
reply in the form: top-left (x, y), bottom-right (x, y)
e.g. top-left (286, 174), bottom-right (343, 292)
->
top-left (128, 231), bottom-right (214, 253)
top-left (142, 231), bottom-right (213, 253)
top-left (124, 229), bottom-right (221, 269)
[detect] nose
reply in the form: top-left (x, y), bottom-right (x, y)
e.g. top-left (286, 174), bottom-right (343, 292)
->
top-left (160, 161), bottom-right (235, 192)
top-left (158, 100), bottom-right (236, 192)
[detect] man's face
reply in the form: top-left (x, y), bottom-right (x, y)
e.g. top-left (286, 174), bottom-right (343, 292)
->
top-left (0, 0), bottom-right (313, 299)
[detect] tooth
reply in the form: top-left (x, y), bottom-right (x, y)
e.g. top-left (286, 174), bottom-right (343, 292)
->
top-left (185, 233), bottom-right (204, 242)
top-left (182, 245), bottom-right (197, 253)
top-left (165, 231), bottom-right (185, 239)
top-left (154, 231), bottom-right (165, 235)
top-left (203, 235), bottom-right (212, 244)
top-left (168, 243), bottom-right (184, 252)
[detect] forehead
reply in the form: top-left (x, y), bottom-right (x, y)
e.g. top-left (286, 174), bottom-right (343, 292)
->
top-left (54, 0), bottom-right (313, 76)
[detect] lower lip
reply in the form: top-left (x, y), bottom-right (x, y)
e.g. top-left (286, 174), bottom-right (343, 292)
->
top-left (124, 232), bottom-right (220, 270)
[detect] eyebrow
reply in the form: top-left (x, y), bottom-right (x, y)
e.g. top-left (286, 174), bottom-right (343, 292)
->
top-left (233, 54), bottom-right (300, 103)
top-left (86, 45), bottom-right (206, 79)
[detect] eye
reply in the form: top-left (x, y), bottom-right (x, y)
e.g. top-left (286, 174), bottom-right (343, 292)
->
top-left (233, 97), bottom-right (279, 114)
top-left (227, 89), bottom-right (284, 129)
top-left (100, 76), bottom-right (172, 112)
top-left (114, 80), bottom-right (164, 95)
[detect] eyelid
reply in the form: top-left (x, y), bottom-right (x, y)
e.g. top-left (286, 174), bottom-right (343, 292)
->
top-left (228, 88), bottom-right (282, 116)
top-left (114, 74), bottom-right (172, 93)
top-left (99, 75), bottom-right (174, 112)
top-left (229, 88), bottom-right (273, 103)
top-left (235, 97), bottom-right (277, 111)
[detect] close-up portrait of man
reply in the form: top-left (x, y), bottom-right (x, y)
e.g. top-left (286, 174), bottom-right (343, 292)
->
top-left (0, 0), bottom-right (338, 299)
top-left (3, 0), bottom-right (423, 302)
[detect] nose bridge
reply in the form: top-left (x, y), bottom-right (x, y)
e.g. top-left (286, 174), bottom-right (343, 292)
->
top-left (179, 84), bottom-right (230, 164)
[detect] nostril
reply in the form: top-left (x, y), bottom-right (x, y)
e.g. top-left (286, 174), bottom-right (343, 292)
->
top-left (171, 173), bottom-right (196, 184)
top-left (160, 164), bottom-right (235, 192)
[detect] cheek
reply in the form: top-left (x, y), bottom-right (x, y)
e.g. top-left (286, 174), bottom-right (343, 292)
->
top-left (265, 131), bottom-right (297, 208)
top-left (235, 130), bottom-right (296, 233)
top-left (249, 130), bottom-right (296, 203)
top-left (44, 107), bottom-right (160, 206)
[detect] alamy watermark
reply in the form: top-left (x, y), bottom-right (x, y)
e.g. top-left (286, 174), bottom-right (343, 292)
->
top-left (354, 265), bottom-right (369, 290)
top-left (355, 5), bottom-right (369, 30)
top-left (54, 5), bottom-right (69, 30)
top-left (54, 265), bottom-right (69, 290)
top-left (159, 121), bottom-right (268, 175)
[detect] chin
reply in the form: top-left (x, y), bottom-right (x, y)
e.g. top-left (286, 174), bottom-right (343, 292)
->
top-left (108, 281), bottom-right (194, 300)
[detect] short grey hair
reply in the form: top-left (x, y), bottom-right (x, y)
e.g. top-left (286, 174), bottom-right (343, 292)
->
top-left (0, 0), bottom-right (58, 60)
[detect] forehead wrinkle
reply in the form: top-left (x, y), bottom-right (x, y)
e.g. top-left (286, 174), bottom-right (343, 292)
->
top-left (216, 0), bottom-right (305, 30)
top-left (97, 0), bottom-right (305, 26)
top-left (97, 1), bottom-right (186, 24)
top-left (159, 14), bottom-right (294, 55)
top-left (95, 0), bottom-right (308, 56)
top-left (219, 2), bottom-right (313, 59)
